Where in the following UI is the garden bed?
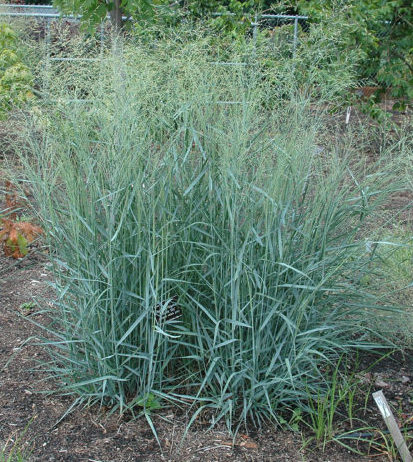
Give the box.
[1,252,412,461]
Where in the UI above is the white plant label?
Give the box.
[345,106,352,124]
[374,394,391,418]
[372,390,413,462]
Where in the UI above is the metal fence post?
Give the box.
[44,17,51,94]
[100,22,105,58]
[252,13,258,60]
[293,17,298,58]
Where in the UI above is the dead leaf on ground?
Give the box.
[218,438,258,450]
[0,219,43,259]
[239,440,258,449]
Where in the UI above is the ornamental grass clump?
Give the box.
[18,35,399,432]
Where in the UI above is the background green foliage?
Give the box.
[53,0,167,29]
[0,23,33,118]
[144,0,413,103]
[49,0,412,103]
[185,0,412,103]
[296,0,413,104]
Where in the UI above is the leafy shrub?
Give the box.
[166,0,413,106]
[0,23,33,118]
[296,0,413,105]
[18,35,401,432]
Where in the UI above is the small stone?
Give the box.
[401,376,410,384]
[375,379,390,388]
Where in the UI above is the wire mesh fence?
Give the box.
[0,4,308,103]
[0,4,308,59]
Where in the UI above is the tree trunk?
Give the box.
[110,0,123,31]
